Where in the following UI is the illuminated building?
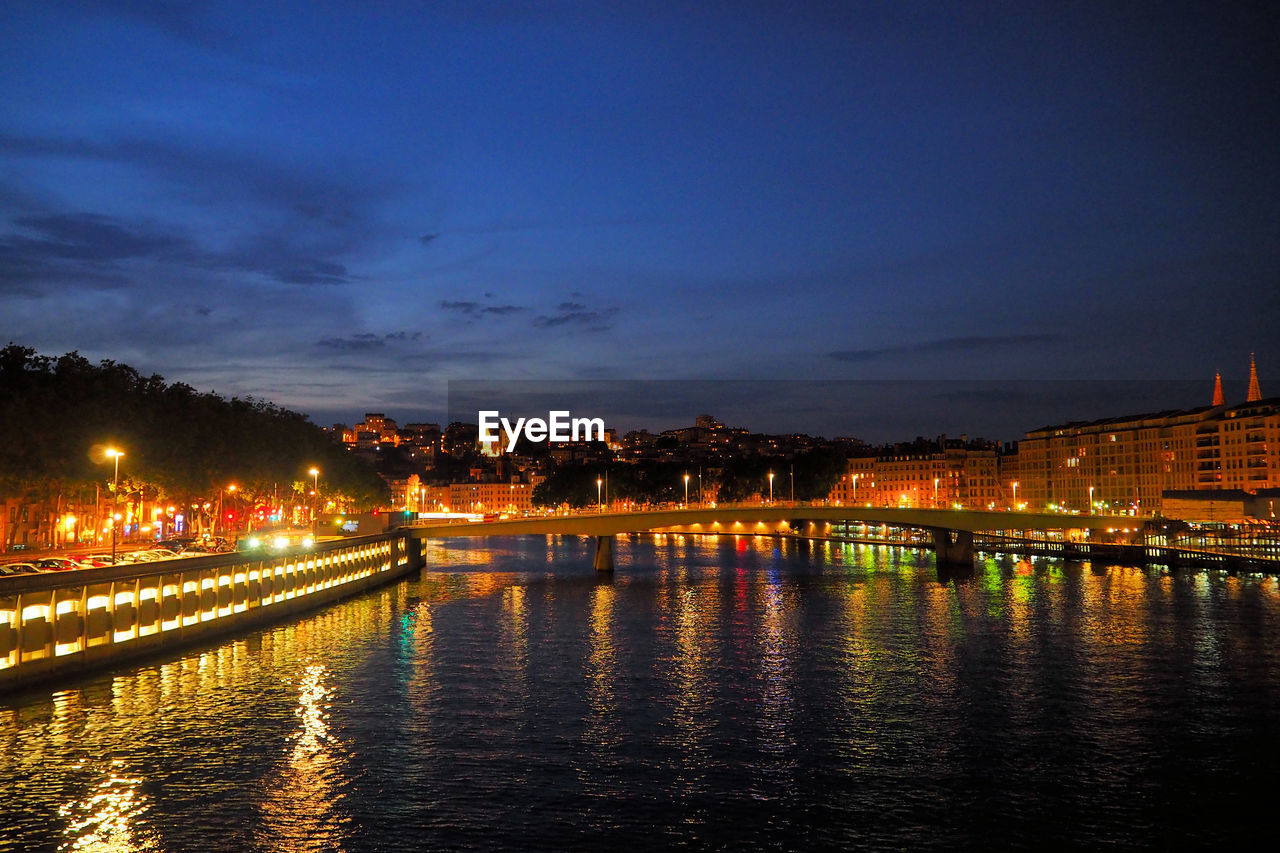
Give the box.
[1017,361,1278,515]
[343,413,403,448]
[448,482,534,514]
[833,436,1002,509]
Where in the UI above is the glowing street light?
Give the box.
[1011,481,1019,510]
[934,477,939,508]
[104,448,123,564]
[309,467,320,523]
[1089,485,1095,513]
[768,471,774,503]
[219,484,237,536]
[597,477,603,508]
[684,473,690,506]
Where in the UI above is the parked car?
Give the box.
[73,554,118,567]
[34,558,79,571]
[0,563,41,576]
[176,543,215,554]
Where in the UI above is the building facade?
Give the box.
[1015,362,1278,516]
[830,437,1004,509]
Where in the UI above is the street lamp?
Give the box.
[1011,481,1019,511]
[597,477,603,509]
[309,467,320,523]
[219,484,237,536]
[105,448,123,564]
[934,477,939,508]
[684,473,690,506]
[768,471,774,503]
[1089,485,1095,513]
[789,465,794,503]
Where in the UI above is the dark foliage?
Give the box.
[0,345,387,515]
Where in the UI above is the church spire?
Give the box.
[1247,353,1262,402]
[1211,371,1225,406]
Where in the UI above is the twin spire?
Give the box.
[1214,354,1263,405]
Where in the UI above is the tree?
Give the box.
[0,344,389,530]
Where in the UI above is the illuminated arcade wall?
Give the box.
[0,533,420,692]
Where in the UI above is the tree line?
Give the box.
[531,447,847,508]
[0,345,387,544]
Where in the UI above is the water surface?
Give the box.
[2,534,1277,850]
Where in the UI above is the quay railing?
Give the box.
[0,531,421,693]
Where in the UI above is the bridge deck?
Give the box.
[404,506,1138,539]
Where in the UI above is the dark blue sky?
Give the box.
[2,1,1277,439]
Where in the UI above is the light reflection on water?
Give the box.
[1,535,1278,851]
[57,758,156,853]
[257,662,347,852]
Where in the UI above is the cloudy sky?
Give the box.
[2,1,1276,440]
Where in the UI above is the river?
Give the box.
[2,534,1278,850]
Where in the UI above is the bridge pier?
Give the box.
[593,535,615,572]
[405,534,424,570]
[932,528,974,569]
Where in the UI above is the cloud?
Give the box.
[0,208,359,288]
[317,334,386,351]
[0,212,184,294]
[533,307,619,331]
[0,133,400,287]
[829,334,1059,362]
[6,213,185,261]
[316,331,423,351]
[438,300,526,316]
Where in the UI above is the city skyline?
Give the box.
[2,2,1277,431]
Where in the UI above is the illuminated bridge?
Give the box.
[405,506,1139,571]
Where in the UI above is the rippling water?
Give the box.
[3,535,1279,851]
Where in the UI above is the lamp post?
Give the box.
[1011,481,1018,511]
[768,471,774,503]
[684,473,690,506]
[934,477,939,508]
[106,448,123,564]
[309,467,320,524]
[597,477,603,509]
[789,465,794,503]
[219,484,237,536]
[1089,485,1094,514]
